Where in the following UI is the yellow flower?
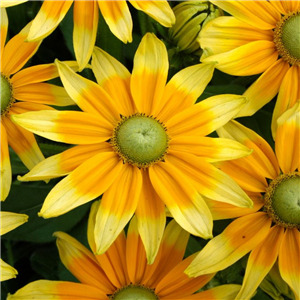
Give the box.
[186,102,300,300]
[12,33,252,263]
[26,0,175,71]
[0,211,28,281]
[0,8,75,201]
[7,205,242,300]
[199,0,300,137]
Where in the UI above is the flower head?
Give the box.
[7,204,242,300]
[13,33,252,264]
[199,0,300,137]
[26,0,175,71]
[0,211,28,281]
[0,8,75,200]
[186,102,300,300]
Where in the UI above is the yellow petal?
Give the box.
[129,0,175,27]
[0,211,28,235]
[73,1,98,71]
[27,1,73,41]
[94,164,142,255]
[0,123,11,201]
[0,8,8,59]
[11,110,113,145]
[98,0,132,43]
[269,0,300,15]
[0,1,28,8]
[278,228,300,300]
[1,259,17,282]
[131,33,168,116]
[157,63,215,122]
[202,40,278,76]
[135,169,166,264]
[92,46,135,116]
[39,152,123,218]
[185,212,272,277]
[209,0,280,30]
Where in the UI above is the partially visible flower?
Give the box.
[26,0,175,71]
[0,8,75,201]
[0,211,28,281]
[169,1,223,55]
[186,102,300,300]
[7,203,242,300]
[198,0,300,137]
[12,33,253,264]
[0,0,28,8]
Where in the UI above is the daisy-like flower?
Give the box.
[1,211,28,281]
[186,102,300,300]
[25,0,175,71]
[199,0,300,137]
[12,33,253,263]
[7,202,242,300]
[0,8,75,201]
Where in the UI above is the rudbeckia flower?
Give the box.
[0,8,75,201]
[1,211,28,281]
[199,0,300,137]
[7,204,242,300]
[26,0,175,71]
[186,102,300,300]
[12,33,253,263]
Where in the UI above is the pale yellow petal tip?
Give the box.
[52,231,64,238]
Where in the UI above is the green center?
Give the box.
[265,172,300,228]
[281,14,300,60]
[112,285,158,300]
[113,114,169,168]
[1,75,13,115]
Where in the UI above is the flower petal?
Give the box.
[1,22,41,75]
[0,1,28,8]
[7,280,107,300]
[269,0,300,15]
[156,63,215,122]
[56,60,120,123]
[185,212,272,277]
[275,102,300,173]
[0,211,28,235]
[166,151,253,208]
[98,0,132,43]
[39,152,123,218]
[202,41,278,76]
[278,228,300,300]
[11,110,113,145]
[236,225,284,300]
[209,0,280,30]
[54,231,114,294]
[27,1,73,41]
[131,33,168,116]
[92,46,135,116]
[135,169,166,265]
[94,164,142,255]
[167,94,247,137]
[129,0,175,27]
[0,123,11,201]
[0,259,17,281]
[73,1,98,71]
[199,16,273,56]
[236,59,289,117]
[272,65,300,138]
[170,136,251,162]
[0,8,8,59]
[149,162,213,239]
[19,143,111,182]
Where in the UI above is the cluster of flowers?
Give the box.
[1,1,299,300]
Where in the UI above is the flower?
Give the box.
[0,8,75,201]
[198,0,300,137]
[7,203,242,300]
[12,33,252,263]
[26,0,175,71]
[1,211,28,281]
[185,102,300,300]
